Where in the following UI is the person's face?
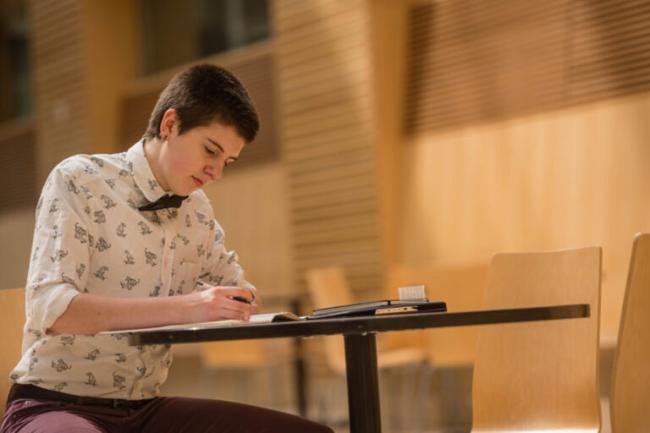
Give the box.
[155,109,245,195]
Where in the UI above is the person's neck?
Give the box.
[143,137,170,192]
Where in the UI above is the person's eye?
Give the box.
[204,146,216,156]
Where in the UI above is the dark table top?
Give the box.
[127,304,590,346]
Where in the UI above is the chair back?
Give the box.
[0,288,25,415]
[305,267,352,373]
[471,247,601,433]
[610,233,650,433]
[305,266,354,309]
[386,262,487,366]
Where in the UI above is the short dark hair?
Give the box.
[144,63,259,143]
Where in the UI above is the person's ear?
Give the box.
[159,109,178,140]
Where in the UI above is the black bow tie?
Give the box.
[138,194,188,211]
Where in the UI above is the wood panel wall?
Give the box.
[83,0,138,155]
[0,1,131,289]
[0,119,36,211]
[273,0,383,293]
[25,0,139,187]
[407,0,650,133]
[0,208,34,289]
[399,92,650,340]
[29,0,89,183]
[399,0,650,341]
[205,163,294,297]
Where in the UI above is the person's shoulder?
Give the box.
[52,152,126,186]
[50,154,91,184]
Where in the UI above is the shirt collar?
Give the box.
[125,139,168,204]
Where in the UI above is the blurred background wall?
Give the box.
[1,0,650,429]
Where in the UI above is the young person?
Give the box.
[1,64,333,433]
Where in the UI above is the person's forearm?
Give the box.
[48,293,196,335]
[48,285,255,335]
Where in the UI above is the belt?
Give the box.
[7,384,154,410]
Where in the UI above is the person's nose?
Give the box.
[204,159,224,181]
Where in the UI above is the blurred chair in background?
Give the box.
[610,233,650,433]
[472,247,602,433]
[305,266,430,432]
[386,262,488,365]
[198,338,295,410]
[386,262,488,430]
[0,288,25,417]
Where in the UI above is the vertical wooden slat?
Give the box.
[274,0,382,294]
[407,0,650,134]
[29,0,89,183]
[0,120,37,211]
[568,0,650,104]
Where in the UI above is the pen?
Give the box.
[197,281,252,304]
[232,295,252,304]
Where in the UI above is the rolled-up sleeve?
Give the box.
[26,164,93,334]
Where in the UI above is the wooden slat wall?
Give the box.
[120,45,278,167]
[402,0,650,339]
[0,120,36,211]
[206,164,294,297]
[29,0,89,182]
[273,0,382,293]
[0,208,34,288]
[400,92,650,341]
[407,0,650,133]
[569,0,650,102]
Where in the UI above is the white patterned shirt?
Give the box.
[10,141,254,399]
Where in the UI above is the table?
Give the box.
[127,304,589,433]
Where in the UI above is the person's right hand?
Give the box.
[184,285,254,322]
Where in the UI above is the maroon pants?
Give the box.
[0,397,333,433]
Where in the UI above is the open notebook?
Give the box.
[98,312,302,335]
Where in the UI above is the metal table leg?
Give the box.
[344,333,381,433]
[293,336,307,416]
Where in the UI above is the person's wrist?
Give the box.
[169,292,204,324]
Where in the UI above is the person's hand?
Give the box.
[249,290,261,314]
[185,286,255,322]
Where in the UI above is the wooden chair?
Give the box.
[305,266,430,372]
[471,247,602,433]
[610,233,650,433]
[196,339,295,409]
[305,266,430,429]
[386,262,488,366]
[386,262,488,431]
[0,288,25,417]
